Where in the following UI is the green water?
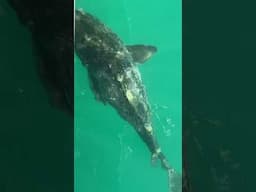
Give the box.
[75,0,181,192]
[0,2,73,191]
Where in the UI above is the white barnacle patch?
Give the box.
[125,69,132,78]
[77,8,84,13]
[145,123,153,133]
[117,74,123,82]
[109,97,116,101]
[115,50,125,58]
[84,34,91,41]
[126,90,134,102]
[156,148,162,154]
[133,67,142,81]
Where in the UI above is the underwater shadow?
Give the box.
[0,1,73,191]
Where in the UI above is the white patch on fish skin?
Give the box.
[125,69,132,78]
[152,153,158,160]
[130,66,142,81]
[126,90,134,102]
[84,34,92,41]
[115,50,125,58]
[145,123,153,133]
[77,8,84,14]
[109,97,116,101]
[117,74,123,82]
[156,148,161,154]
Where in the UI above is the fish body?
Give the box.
[75,9,170,168]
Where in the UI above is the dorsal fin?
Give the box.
[126,45,157,64]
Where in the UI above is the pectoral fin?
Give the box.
[126,45,157,64]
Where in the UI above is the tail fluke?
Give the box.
[168,168,182,192]
[152,151,182,192]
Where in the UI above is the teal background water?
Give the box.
[75,0,181,192]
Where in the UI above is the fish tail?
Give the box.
[156,152,182,192]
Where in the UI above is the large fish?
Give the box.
[75,9,180,191]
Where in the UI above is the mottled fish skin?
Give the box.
[75,9,170,169]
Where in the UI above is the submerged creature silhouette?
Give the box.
[75,9,181,191]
